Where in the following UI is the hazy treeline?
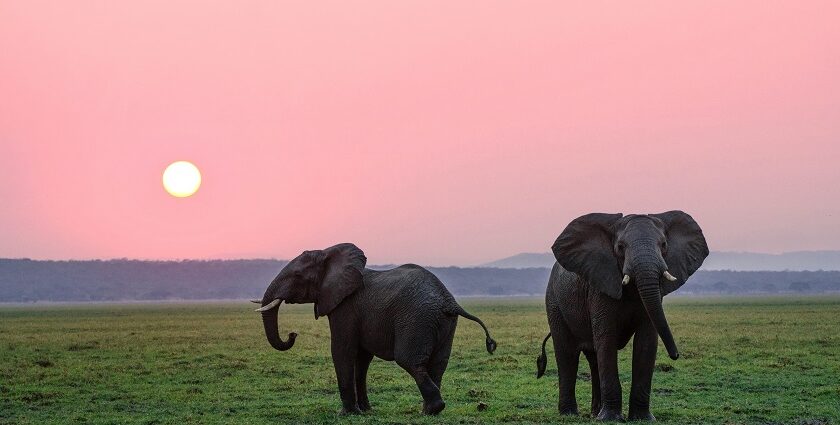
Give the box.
[686,270,840,294]
[1,259,839,302]
[0,259,286,302]
[482,251,840,271]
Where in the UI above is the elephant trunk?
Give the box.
[260,300,297,351]
[259,275,296,351]
[635,266,679,360]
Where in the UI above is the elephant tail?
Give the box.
[536,333,551,378]
[453,307,497,354]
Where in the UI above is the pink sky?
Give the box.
[1,1,839,265]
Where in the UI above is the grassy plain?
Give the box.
[1,297,838,424]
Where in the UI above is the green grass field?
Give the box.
[1,297,838,424]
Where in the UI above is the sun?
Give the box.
[162,161,202,198]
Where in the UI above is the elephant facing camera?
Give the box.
[537,211,708,421]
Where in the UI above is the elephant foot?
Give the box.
[558,399,579,415]
[559,406,579,416]
[358,400,372,412]
[422,399,446,415]
[628,410,656,421]
[596,407,625,422]
[589,400,601,418]
[338,406,362,416]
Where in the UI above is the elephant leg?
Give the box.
[584,350,601,417]
[428,319,456,389]
[594,335,623,421]
[399,363,444,415]
[355,350,374,412]
[550,318,580,415]
[628,322,658,421]
[396,333,444,415]
[331,341,360,415]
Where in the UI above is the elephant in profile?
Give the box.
[536,211,708,421]
[254,243,497,415]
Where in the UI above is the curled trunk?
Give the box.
[261,301,297,351]
[636,272,679,360]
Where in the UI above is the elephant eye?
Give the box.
[616,242,626,253]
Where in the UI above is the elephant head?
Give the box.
[255,243,367,351]
[551,211,708,360]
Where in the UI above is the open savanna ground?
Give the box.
[1,297,838,424]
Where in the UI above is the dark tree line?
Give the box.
[1,259,839,302]
[0,259,286,302]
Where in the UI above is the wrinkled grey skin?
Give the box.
[536,211,708,421]
[257,243,496,416]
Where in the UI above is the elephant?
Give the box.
[535,211,708,421]
[253,243,497,415]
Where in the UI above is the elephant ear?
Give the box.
[315,243,367,317]
[552,213,624,299]
[652,211,709,296]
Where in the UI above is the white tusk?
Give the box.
[622,274,631,285]
[663,271,678,282]
[255,299,281,312]
[249,299,261,304]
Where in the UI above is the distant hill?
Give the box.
[702,251,840,271]
[480,253,556,269]
[481,251,840,271]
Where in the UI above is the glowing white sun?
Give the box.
[162,161,202,198]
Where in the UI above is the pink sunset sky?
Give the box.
[1,1,838,266]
